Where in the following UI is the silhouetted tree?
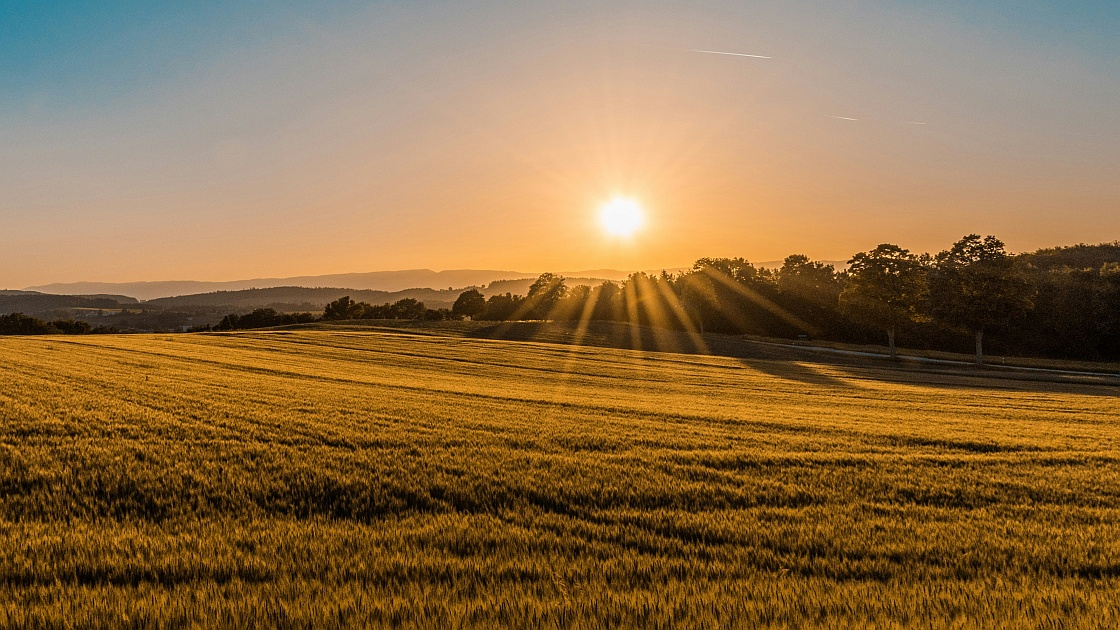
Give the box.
[676,270,714,334]
[323,296,364,321]
[555,284,591,321]
[0,313,56,335]
[590,281,623,322]
[680,258,808,336]
[777,255,842,308]
[525,273,568,319]
[424,307,454,321]
[839,244,927,359]
[214,308,317,330]
[1098,263,1120,357]
[389,298,427,320]
[452,289,486,320]
[930,235,1033,364]
[682,258,762,333]
[50,319,92,334]
[481,293,523,321]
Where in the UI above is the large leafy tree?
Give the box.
[388,298,427,320]
[777,254,842,308]
[839,244,927,359]
[322,296,364,321]
[684,258,759,333]
[482,293,524,321]
[590,281,622,322]
[452,289,486,320]
[1098,263,1120,357]
[930,235,1033,365]
[692,257,759,283]
[525,273,568,320]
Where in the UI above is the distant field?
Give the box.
[1,327,1119,628]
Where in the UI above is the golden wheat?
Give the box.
[0,328,1117,628]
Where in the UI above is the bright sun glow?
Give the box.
[599,198,645,238]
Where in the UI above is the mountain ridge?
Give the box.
[22,261,838,301]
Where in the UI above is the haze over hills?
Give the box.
[0,291,139,317]
[21,261,834,301]
[24,270,546,301]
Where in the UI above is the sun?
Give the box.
[599,197,645,238]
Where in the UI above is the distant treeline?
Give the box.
[208,297,455,332]
[0,313,118,336]
[440,237,1118,364]
[205,236,1120,363]
[9,236,1119,363]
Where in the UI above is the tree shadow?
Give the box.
[740,359,854,389]
[463,320,1119,397]
[830,362,1120,398]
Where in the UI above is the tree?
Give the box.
[555,284,591,322]
[388,298,427,320]
[323,296,364,321]
[0,313,57,335]
[481,293,523,321]
[525,273,568,320]
[452,289,486,320]
[48,319,92,334]
[683,258,760,334]
[777,254,842,308]
[930,235,1033,365]
[839,244,927,359]
[213,308,317,330]
[590,282,622,322]
[1098,263,1120,358]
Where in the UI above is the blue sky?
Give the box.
[3,1,1114,98]
[0,2,359,107]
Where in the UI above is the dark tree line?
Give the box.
[212,309,318,331]
[210,297,455,331]
[451,236,1120,363]
[8,236,1116,362]
[0,313,116,336]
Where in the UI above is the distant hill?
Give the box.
[147,286,457,312]
[144,276,619,313]
[0,292,139,316]
[24,269,634,301]
[21,260,848,302]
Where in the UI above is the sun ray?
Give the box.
[650,275,710,355]
[698,267,820,336]
[622,276,645,354]
[552,284,605,382]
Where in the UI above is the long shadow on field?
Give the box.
[742,359,853,389]
[467,321,711,356]
[462,321,1120,396]
[294,320,1117,396]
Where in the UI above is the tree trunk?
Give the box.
[887,327,897,360]
[974,329,984,365]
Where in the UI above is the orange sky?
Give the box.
[2,1,1118,287]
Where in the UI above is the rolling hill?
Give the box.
[22,269,633,301]
[1,326,1117,626]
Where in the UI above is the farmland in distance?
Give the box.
[1,326,1119,628]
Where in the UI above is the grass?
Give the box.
[748,334,1120,374]
[1,326,1119,627]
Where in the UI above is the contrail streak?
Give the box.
[690,49,772,59]
[831,116,859,121]
[906,121,928,125]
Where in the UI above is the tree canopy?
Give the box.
[930,235,1034,364]
[839,244,927,358]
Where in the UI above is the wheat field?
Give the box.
[1,328,1118,628]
